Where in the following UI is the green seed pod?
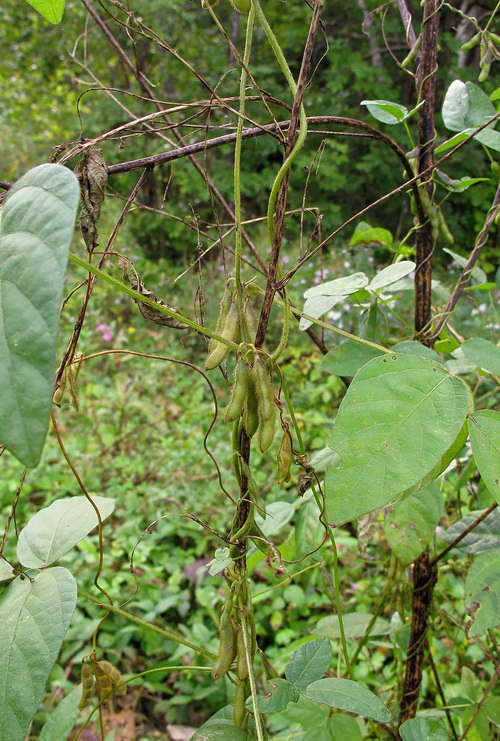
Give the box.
[401,34,421,68]
[212,615,237,680]
[78,662,95,710]
[277,429,293,483]
[230,0,252,13]
[487,32,500,45]
[460,32,480,52]
[253,357,275,423]
[243,376,259,437]
[437,208,454,244]
[205,300,239,370]
[236,629,249,681]
[259,414,276,453]
[208,284,233,354]
[233,680,248,728]
[225,358,250,423]
[242,298,258,343]
[491,161,500,180]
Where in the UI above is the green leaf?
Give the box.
[0,164,79,467]
[17,495,116,568]
[207,547,232,576]
[0,567,77,741]
[190,725,248,740]
[440,509,500,554]
[304,273,368,299]
[350,225,394,249]
[384,484,443,565]
[23,0,65,23]
[442,80,497,132]
[312,613,391,640]
[327,715,363,740]
[256,501,295,537]
[325,355,472,524]
[399,717,448,741]
[462,339,500,375]
[361,99,408,125]
[465,553,500,636]
[321,341,383,377]
[294,499,323,561]
[460,666,483,703]
[38,685,81,741]
[285,638,332,690]
[303,678,392,723]
[0,560,14,583]
[439,176,490,192]
[391,341,441,362]
[469,411,500,504]
[435,130,475,154]
[368,261,415,291]
[300,295,345,331]
[246,678,299,713]
[484,696,500,726]
[443,248,487,284]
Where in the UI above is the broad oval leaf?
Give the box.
[312,613,391,640]
[285,637,332,690]
[465,552,500,637]
[325,355,472,524]
[0,559,14,583]
[321,341,383,377]
[17,495,115,568]
[384,484,444,565]
[0,164,79,467]
[38,685,81,741]
[390,341,441,362]
[442,80,496,132]
[462,339,500,375]
[304,272,368,299]
[246,678,299,713]
[361,99,408,125]
[368,261,415,292]
[469,410,500,504]
[256,501,295,537]
[24,0,65,24]
[0,567,77,741]
[399,717,448,741]
[190,724,248,740]
[303,678,392,723]
[440,508,500,554]
[443,248,487,285]
[300,295,345,331]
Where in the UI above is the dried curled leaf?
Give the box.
[74,146,107,251]
[53,352,84,410]
[118,255,188,329]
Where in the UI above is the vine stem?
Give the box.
[234,8,256,298]
[241,610,265,741]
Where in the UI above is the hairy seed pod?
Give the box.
[225,358,250,423]
[78,662,95,710]
[233,680,248,728]
[208,284,233,354]
[253,357,275,422]
[212,615,237,680]
[277,429,293,483]
[259,415,276,453]
[243,376,259,437]
[242,298,258,343]
[205,300,239,370]
[94,660,126,697]
[230,0,252,13]
[236,629,250,681]
[401,34,421,68]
